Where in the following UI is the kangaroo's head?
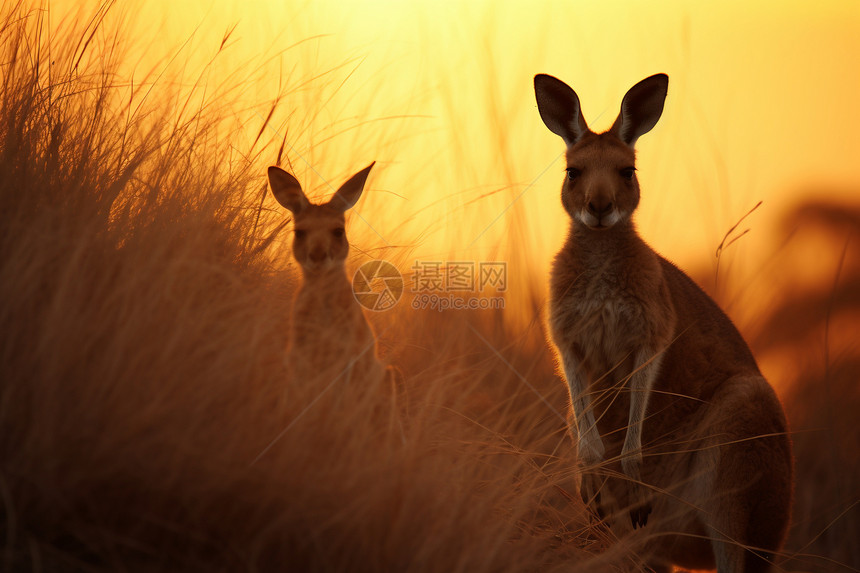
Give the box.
[268,163,374,274]
[534,74,668,231]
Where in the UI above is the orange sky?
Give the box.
[51,0,860,330]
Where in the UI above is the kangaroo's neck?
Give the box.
[295,266,356,311]
[299,265,351,286]
[566,219,649,265]
[289,263,380,376]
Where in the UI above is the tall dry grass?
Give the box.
[0,4,599,571]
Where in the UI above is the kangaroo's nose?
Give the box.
[309,249,327,263]
[587,200,613,218]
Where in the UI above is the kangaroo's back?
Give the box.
[656,257,760,393]
[534,73,792,573]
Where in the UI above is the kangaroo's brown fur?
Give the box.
[534,74,792,572]
[268,164,384,385]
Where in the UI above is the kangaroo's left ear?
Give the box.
[328,162,375,212]
[609,74,668,148]
[268,166,309,215]
[534,74,591,147]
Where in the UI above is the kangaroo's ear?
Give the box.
[268,166,309,215]
[534,74,590,147]
[329,162,374,212]
[610,74,668,148]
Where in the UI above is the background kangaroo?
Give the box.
[534,74,793,572]
[268,163,385,385]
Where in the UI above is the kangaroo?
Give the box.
[268,163,385,386]
[534,74,792,572]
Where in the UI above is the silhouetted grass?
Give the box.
[0,4,597,571]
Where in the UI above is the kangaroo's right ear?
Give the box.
[534,74,590,147]
[609,74,668,148]
[328,162,374,213]
[268,166,310,215]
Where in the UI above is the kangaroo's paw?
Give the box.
[579,471,608,521]
[627,480,652,529]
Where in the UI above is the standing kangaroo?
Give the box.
[534,74,792,572]
[268,163,385,385]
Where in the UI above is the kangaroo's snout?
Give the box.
[308,248,327,264]
[587,198,613,218]
[569,166,631,230]
[582,188,619,228]
[580,201,620,229]
[295,230,344,273]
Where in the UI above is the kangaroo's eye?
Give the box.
[331,228,345,239]
[620,167,636,180]
[566,168,582,181]
[294,229,307,240]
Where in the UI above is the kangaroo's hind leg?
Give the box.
[694,375,792,573]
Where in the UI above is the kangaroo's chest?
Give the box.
[290,288,377,375]
[551,265,656,378]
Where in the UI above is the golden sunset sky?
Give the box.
[51,0,860,332]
